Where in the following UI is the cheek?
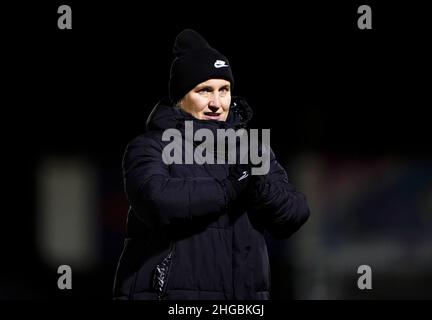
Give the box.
[185,96,205,113]
[193,98,208,113]
[222,97,231,111]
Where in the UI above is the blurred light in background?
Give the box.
[290,154,432,299]
[36,156,100,272]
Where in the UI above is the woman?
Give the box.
[113,29,310,300]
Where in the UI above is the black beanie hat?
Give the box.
[169,29,234,103]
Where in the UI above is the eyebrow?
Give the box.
[196,84,231,91]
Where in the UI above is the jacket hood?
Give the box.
[145,96,253,133]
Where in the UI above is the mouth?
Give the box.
[203,112,221,120]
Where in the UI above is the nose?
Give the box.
[208,105,219,112]
[208,93,221,110]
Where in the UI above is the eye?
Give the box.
[198,87,211,94]
[219,86,230,96]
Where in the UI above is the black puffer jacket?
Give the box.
[113,97,310,300]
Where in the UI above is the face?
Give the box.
[179,79,231,121]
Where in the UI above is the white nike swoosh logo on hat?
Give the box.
[214,60,229,68]
[238,171,249,181]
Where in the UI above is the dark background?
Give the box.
[1,0,431,300]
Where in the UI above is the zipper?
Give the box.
[153,241,176,300]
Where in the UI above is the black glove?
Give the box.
[223,162,252,203]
